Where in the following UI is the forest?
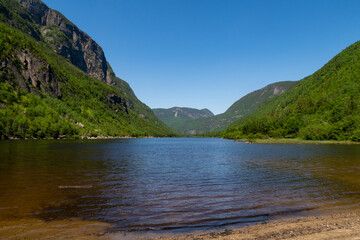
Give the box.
[223,40,360,142]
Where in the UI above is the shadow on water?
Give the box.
[1,138,360,233]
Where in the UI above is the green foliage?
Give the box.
[153,82,295,135]
[193,130,224,138]
[0,83,78,139]
[41,25,70,44]
[0,0,41,40]
[0,20,176,139]
[152,107,214,134]
[224,41,360,142]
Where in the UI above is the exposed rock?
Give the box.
[75,122,84,128]
[188,130,196,135]
[0,50,61,98]
[273,86,286,95]
[17,0,111,84]
[106,94,129,114]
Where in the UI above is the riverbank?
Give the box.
[1,135,154,141]
[112,208,360,240]
[0,218,111,240]
[239,138,360,145]
[2,208,360,239]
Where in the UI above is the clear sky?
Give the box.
[42,0,360,114]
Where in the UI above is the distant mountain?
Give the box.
[0,0,176,139]
[155,81,295,135]
[224,40,360,141]
[153,107,213,134]
[201,81,296,132]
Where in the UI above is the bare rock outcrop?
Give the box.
[107,94,129,114]
[0,50,61,98]
[17,0,111,84]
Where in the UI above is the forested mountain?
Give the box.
[154,81,294,135]
[224,41,360,141]
[0,0,176,139]
[152,107,213,134]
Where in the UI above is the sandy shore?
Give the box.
[2,209,360,239]
[241,138,360,145]
[111,209,360,240]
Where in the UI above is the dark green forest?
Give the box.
[224,41,360,142]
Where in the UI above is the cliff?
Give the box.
[17,0,111,83]
[0,0,176,139]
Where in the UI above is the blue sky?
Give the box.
[42,0,360,114]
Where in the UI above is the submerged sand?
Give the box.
[110,209,360,240]
[0,219,110,240]
[2,209,360,239]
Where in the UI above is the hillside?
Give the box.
[154,81,295,135]
[224,41,360,141]
[200,81,296,133]
[152,107,213,134]
[0,0,176,139]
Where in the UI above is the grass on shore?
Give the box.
[237,138,360,145]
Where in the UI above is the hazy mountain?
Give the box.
[153,107,213,134]
[154,81,295,135]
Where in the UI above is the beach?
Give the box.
[111,208,360,240]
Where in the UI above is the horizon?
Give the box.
[42,0,360,114]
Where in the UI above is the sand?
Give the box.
[110,209,360,240]
[0,218,110,240]
[3,209,360,239]
[156,210,360,240]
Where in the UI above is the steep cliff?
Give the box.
[0,0,175,139]
[17,0,112,84]
[1,50,61,98]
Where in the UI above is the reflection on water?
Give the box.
[1,138,360,232]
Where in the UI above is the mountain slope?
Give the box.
[153,107,213,134]
[199,81,296,132]
[155,81,295,135]
[0,0,176,139]
[224,41,360,141]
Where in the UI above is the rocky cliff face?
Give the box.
[0,0,176,139]
[0,50,61,98]
[17,0,111,83]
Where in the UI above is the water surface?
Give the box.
[1,138,360,233]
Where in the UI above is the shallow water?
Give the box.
[1,138,360,233]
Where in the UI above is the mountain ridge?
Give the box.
[224,40,360,141]
[0,0,176,139]
[153,107,214,134]
[153,81,295,135]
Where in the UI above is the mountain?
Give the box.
[196,81,296,133]
[152,107,214,134]
[154,81,295,135]
[224,41,360,141]
[0,0,176,139]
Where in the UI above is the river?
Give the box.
[1,138,360,235]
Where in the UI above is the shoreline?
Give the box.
[3,136,360,145]
[109,208,360,240]
[0,135,157,141]
[234,138,360,145]
[3,208,360,240]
